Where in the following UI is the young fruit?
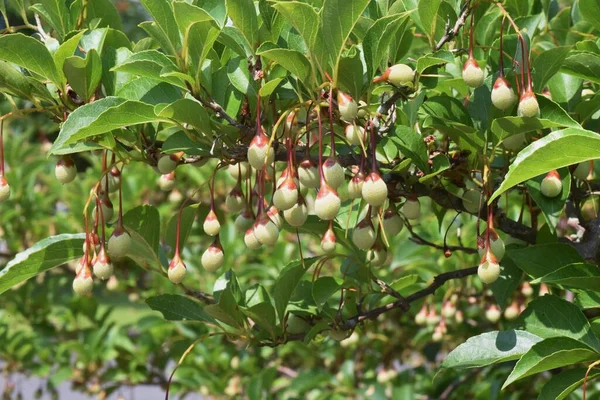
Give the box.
[286,313,310,335]
[203,209,221,236]
[504,301,520,320]
[104,167,121,193]
[352,219,376,250]
[442,302,456,319]
[502,133,525,151]
[374,64,414,87]
[0,176,9,203]
[462,58,484,88]
[574,161,595,181]
[401,197,420,220]
[157,152,182,174]
[414,305,427,325]
[201,239,224,272]
[322,157,344,189]
[367,243,387,267]
[432,325,444,342]
[521,282,533,297]
[314,184,341,220]
[73,267,94,296]
[158,172,176,191]
[107,227,132,260]
[55,156,77,184]
[455,310,464,324]
[92,249,113,280]
[247,129,274,170]
[273,177,299,211]
[462,189,482,214]
[267,205,284,229]
[491,77,516,110]
[94,194,114,224]
[517,91,540,118]
[347,172,365,200]
[337,91,358,122]
[540,170,562,198]
[478,229,506,262]
[362,172,388,207]
[328,328,350,341]
[284,198,308,227]
[426,308,440,326]
[382,209,404,237]
[228,162,249,180]
[226,186,245,213]
[321,226,337,253]
[478,250,501,284]
[485,304,501,323]
[168,256,187,284]
[344,124,366,146]
[244,227,262,249]
[235,209,255,232]
[253,213,279,246]
[298,159,319,188]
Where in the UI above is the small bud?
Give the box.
[321,227,337,253]
[401,197,420,220]
[253,213,279,246]
[283,197,308,227]
[168,256,187,284]
[73,266,94,296]
[344,124,366,146]
[157,152,183,174]
[352,219,376,250]
[203,209,221,236]
[107,227,132,260]
[347,172,365,200]
[382,209,404,237]
[247,129,274,170]
[244,227,262,249]
[374,64,414,87]
[521,282,534,297]
[92,249,113,280]
[502,133,525,151]
[273,177,299,211]
[337,91,358,122]
[235,209,255,232]
[226,186,245,212]
[462,189,482,214]
[485,304,501,323]
[298,159,319,188]
[504,301,520,320]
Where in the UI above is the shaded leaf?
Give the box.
[146,294,217,324]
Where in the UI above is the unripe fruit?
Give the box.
[73,269,94,296]
[517,91,540,118]
[486,305,501,323]
[347,173,364,200]
[328,328,350,341]
[247,130,274,170]
[442,302,456,319]
[478,229,505,262]
[503,133,525,151]
[168,257,186,284]
[201,240,224,272]
[235,209,255,232]
[521,282,533,297]
[92,250,113,280]
[337,91,358,122]
[540,170,562,198]
[344,124,366,146]
[305,190,316,215]
[106,275,119,291]
[462,189,482,214]
[376,64,414,87]
[352,219,376,250]
[267,205,284,229]
[253,214,279,246]
[432,327,444,342]
[539,283,550,296]
[203,209,221,236]
[402,197,420,220]
[104,167,121,193]
[107,228,132,259]
[157,152,182,174]
[362,172,388,206]
[94,195,114,224]
[284,198,308,227]
[357,100,368,118]
[55,156,77,184]
[286,313,310,335]
[426,309,440,326]
[491,77,516,110]
[382,209,403,237]
[415,306,427,325]
[228,162,249,180]
[322,157,344,189]
[226,186,245,213]
[367,245,387,267]
[478,251,501,284]
[0,176,10,203]
[504,302,520,320]
[462,58,484,88]
[574,161,595,181]
[315,185,341,220]
[298,159,319,188]
[158,172,176,191]
[244,227,262,249]
[321,227,336,253]
[455,310,464,324]
[273,177,299,211]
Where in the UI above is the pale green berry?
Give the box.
[253,214,279,246]
[361,172,387,206]
[203,210,221,236]
[247,132,274,170]
[402,198,420,220]
[344,124,366,146]
[298,159,319,188]
[73,272,94,296]
[352,220,376,250]
[158,172,176,191]
[244,228,262,249]
[202,242,224,272]
[322,158,344,189]
[314,186,341,220]
[478,252,501,284]
[462,58,484,88]
[502,133,525,151]
[486,305,501,323]
[517,92,540,118]
[168,258,187,284]
[273,178,299,211]
[321,227,336,253]
[337,91,358,122]
[386,64,414,86]
[55,157,77,184]
[462,189,481,214]
[540,170,562,198]
[107,229,132,260]
[491,77,516,110]
[157,155,178,174]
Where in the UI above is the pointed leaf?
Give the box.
[533,46,571,89]
[146,294,217,324]
[63,49,103,102]
[273,258,319,324]
[139,0,181,56]
[226,0,258,51]
[257,42,311,81]
[561,51,600,84]
[538,367,600,400]
[532,263,600,291]
[111,50,186,88]
[0,33,61,84]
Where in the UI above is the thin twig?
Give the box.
[435,1,472,51]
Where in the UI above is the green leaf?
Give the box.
[417,0,441,41]
[30,0,71,40]
[63,49,103,102]
[525,167,570,232]
[139,0,181,56]
[491,95,580,146]
[390,126,429,173]
[575,291,600,310]
[272,1,319,48]
[53,30,86,84]
[117,77,181,105]
[532,263,600,291]
[186,21,221,82]
[257,42,311,82]
[561,51,600,84]
[489,128,600,203]
[80,0,122,29]
[491,257,522,309]
[50,97,161,153]
[506,243,583,278]
[146,294,217,324]
[580,0,600,32]
[226,0,258,51]
[416,50,454,74]
[111,50,186,88]
[0,33,61,85]
[538,368,600,400]
[122,205,160,252]
[258,78,283,98]
[205,286,245,328]
[125,229,162,272]
[241,302,277,339]
[0,61,53,102]
[155,98,211,135]
[273,258,318,324]
[442,330,542,369]
[0,234,84,295]
[513,295,600,351]
[312,276,343,309]
[503,337,598,388]
[165,205,197,252]
[322,0,370,82]
[337,48,364,100]
[172,0,216,33]
[533,46,571,89]
[362,12,410,78]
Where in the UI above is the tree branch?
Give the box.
[434,1,472,51]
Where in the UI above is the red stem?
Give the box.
[369,120,377,173]
[468,10,475,58]
[117,166,124,227]
[0,120,4,176]
[498,17,505,78]
[317,108,324,182]
[328,88,336,155]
